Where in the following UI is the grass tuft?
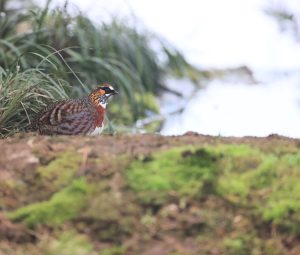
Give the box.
[0,66,69,136]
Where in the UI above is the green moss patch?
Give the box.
[40,231,96,255]
[82,181,141,241]
[260,153,300,229]
[37,151,82,192]
[217,147,300,232]
[127,144,300,233]
[7,178,90,227]
[100,246,127,255]
[126,147,219,204]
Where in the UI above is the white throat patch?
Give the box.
[99,101,107,109]
[98,94,108,109]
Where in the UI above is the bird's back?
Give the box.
[31,98,100,135]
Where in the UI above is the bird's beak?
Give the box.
[112,90,118,95]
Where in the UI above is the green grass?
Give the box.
[0,67,69,136]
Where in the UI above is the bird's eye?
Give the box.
[102,87,114,93]
[99,85,115,95]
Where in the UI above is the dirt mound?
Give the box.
[0,133,300,255]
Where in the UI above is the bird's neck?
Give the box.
[93,103,106,128]
[88,94,108,108]
[88,96,106,128]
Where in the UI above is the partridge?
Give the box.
[30,83,117,135]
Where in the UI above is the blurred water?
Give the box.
[161,74,300,137]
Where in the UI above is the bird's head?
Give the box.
[89,83,118,108]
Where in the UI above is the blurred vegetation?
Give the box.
[0,0,198,136]
[264,1,300,41]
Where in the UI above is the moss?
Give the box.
[127,144,300,234]
[126,144,269,205]
[83,181,140,241]
[0,178,20,209]
[215,146,300,232]
[7,178,90,227]
[41,231,96,255]
[217,153,276,204]
[37,150,82,191]
[99,246,127,255]
[126,147,219,204]
[223,237,247,255]
[167,253,194,255]
[260,152,300,230]
[4,140,300,252]
[215,145,269,201]
[222,234,286,255]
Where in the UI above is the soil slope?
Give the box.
[0,133,300,255]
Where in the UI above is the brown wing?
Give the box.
[34,99,95,135]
